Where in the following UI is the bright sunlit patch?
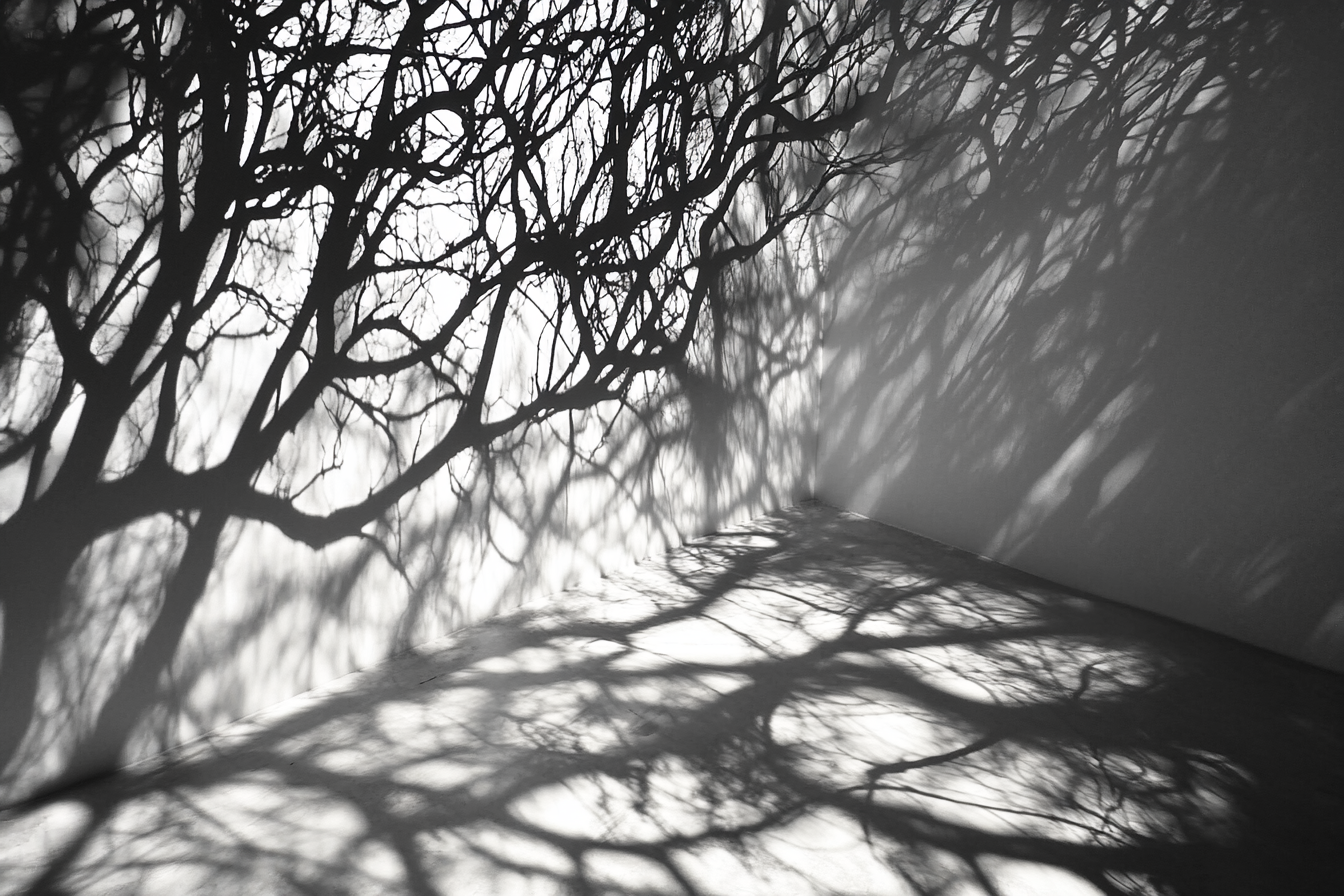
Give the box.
[1095,438,1157,512]
[980,858,1108,896]
[986,382,1150,558]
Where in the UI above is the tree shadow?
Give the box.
[817,0,1344,667]
[3,504,1341,896]
[0,160,823,807]
[2,0,844,807]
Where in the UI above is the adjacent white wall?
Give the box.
[817,12,1344,672]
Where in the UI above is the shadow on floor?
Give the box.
[2,503,1342,896]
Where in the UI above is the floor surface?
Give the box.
[2,503,1342,896]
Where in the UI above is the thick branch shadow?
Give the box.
[3,505,1341,896]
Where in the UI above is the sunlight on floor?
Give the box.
[2,505,1341,896]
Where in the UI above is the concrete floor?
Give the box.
[2,503,1342,896]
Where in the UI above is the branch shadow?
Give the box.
[4,504,1341,896]
[3,0,831,808]
[817,0,1344,666]
[0,169,822,808]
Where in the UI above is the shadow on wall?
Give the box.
[0,223,820,810]
[818,0,1344,669]
[3,505,1342,896]
[1,0,853,809]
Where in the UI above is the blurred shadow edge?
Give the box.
[816,0,1344,673]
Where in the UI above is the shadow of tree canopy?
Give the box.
[0,208,824,810]
[816,0,1344,665]
[2,504,1341,896]
[1,0,871,804]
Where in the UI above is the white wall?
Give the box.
[817,6,1344,672]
